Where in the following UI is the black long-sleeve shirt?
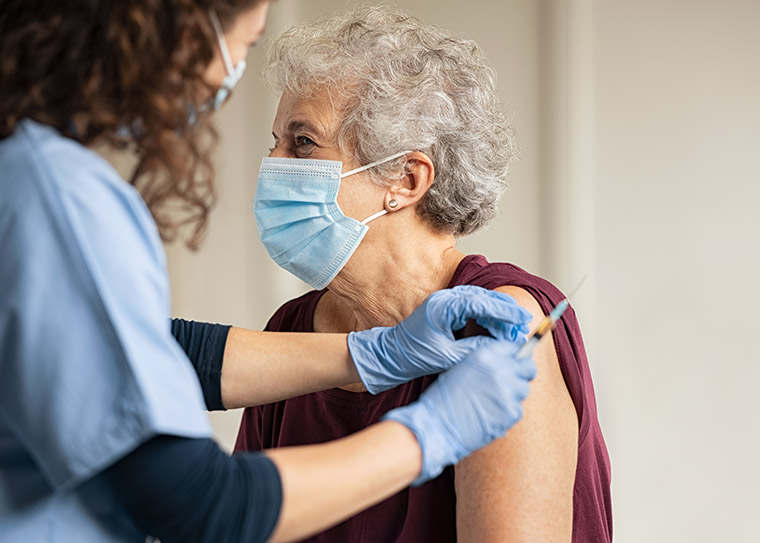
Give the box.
[105,436,282,543]
[171,318,231,411]
[102,319,282,542]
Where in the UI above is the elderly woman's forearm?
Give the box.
[221,328,360,408]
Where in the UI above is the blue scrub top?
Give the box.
[0,120,212,541]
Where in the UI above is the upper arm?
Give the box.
[454,286,579,543]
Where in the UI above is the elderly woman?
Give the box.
[236,6,611,543]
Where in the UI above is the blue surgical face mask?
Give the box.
[254,151,410,289]
[208,10,247,111]
[188,10,247,124]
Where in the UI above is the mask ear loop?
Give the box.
[209,10,235,76]
[340,150,412,178]
[346,150,414,226]
[360,209,388,226]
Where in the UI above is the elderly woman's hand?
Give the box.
[347,285,532,394]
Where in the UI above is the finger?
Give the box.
[513,357,538,380]
[445,288,533,330]
[504,402,524,426]
[478,342,536,380]
[455,334,500,349]
[474,317,529,341]
[512,378,532,401]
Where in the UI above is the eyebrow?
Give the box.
[290,120,323,135]
[272,120,326,141]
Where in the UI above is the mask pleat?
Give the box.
[253,154,399,289]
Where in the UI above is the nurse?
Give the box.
[0,2,536,542]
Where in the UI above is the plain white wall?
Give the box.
[164,0,760,540]
[592,1,760,541]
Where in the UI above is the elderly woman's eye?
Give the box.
[295,135,316,148]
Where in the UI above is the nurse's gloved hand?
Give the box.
[382,340,536,485]
[347,285,531,394]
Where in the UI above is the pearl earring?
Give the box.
[388,199,398,209]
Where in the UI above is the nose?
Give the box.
[268,145,293,159]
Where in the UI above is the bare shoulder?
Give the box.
[454,283,578,542]
[493,285,546,330]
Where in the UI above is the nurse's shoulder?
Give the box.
[0,118,165,267]
[3,120,107,192]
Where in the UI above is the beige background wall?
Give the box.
[165,1,760,541]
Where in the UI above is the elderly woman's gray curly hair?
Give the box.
[263,4,517,236]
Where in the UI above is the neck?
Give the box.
[325,225,464,331]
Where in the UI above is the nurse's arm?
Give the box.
[265,420,421,542]
[222,327,359,408]
[105,421,421,543]
[171,319,360,409]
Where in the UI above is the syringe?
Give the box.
[515,276,587,359]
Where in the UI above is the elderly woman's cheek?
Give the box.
[337,179,383,220]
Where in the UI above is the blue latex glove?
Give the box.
[347,285,532,394]
[383,340,537,485]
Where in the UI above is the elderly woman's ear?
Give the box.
[385,152,435,212]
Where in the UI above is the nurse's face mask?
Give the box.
[189,10,246,123]
[207,10,247,110]
[254,151,410,289]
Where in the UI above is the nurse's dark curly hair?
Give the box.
[0,0,264,249]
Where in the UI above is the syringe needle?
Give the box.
[565,275,588,303]
[514,275,587,359]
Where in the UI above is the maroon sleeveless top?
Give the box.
[236,255,612,542]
